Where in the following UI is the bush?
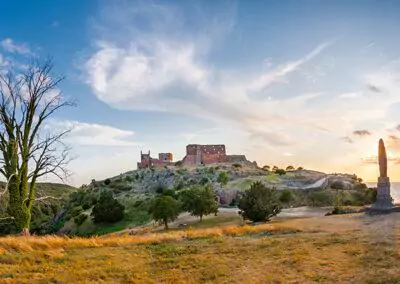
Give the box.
[232,163,242,169]
[238,181,281,222]
[331,181,345,189]
[104,179,111,185]
[279,190,294,204]
[308,190,333,206]
[274,169,286,176]
[74,213,87,226]
[91,191,125,224]
[125,175,134,182]
[217,172,229,186]
[82,202,91,210]
[70,206,83,218]
[200,176,209,185]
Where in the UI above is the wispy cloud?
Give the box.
[249,41,333,92]
[45,120,140,147]
[0,38,31,55]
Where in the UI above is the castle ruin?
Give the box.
[137,144,249,169]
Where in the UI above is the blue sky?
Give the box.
[1,0,400,184]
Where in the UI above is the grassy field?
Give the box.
[1,213,400,283]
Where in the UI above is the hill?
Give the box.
[0,182,77,235]
[56,163,372,236]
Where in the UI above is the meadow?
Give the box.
[1,213,400,283]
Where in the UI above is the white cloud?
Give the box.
[46,120,140,147]
[80,2,400,181]
[0,38,31,55]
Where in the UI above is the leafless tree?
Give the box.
[0,59,74,235]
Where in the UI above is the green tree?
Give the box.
[238,181,281,222]
[272,166,279,172]
[262,165,270,171]
[91,191,125,223]
[149,195,181,229]
[297,166,304,170]
[0,60,73,235]
[217,171,229,186]
[180,185,218,221]
[286,165,295,171]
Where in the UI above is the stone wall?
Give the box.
[226,155,248,163]
[159,153,173,162]
[183,144,227,165]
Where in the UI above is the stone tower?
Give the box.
[371,139,394,209]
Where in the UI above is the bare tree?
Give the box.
[0,59,74,235]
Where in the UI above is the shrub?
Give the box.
[200,176,209,185]
[70,206,83,218]
[279,190,294,204]
[238,181,281,222]
[232,163,242,169]
[125,175,134,182]
[74,213,87,226]
[274,169,286,176]
[331,181,345,189]
[91,191,125,224]
[104,179,111,185]
[217,172,229,186]
[82,202,91,210]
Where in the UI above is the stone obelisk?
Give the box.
[371,139,394,209]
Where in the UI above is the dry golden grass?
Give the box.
[1,214,400,283]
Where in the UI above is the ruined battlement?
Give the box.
[137,144,250,169]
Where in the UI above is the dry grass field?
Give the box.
[1,213,400,283]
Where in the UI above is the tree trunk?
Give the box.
[200,215,203,222]
[164,219,168,230]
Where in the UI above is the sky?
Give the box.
[1,0,400,185]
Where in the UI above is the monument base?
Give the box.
[367,177,394,213]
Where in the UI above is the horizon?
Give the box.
[1,0,400,186]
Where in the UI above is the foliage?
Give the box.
[217,172,229,186]
[262,165,270,171]
[297,167,304,170]
[238,181,281,222]
[331,181,346,189]
[274,169,286,176]
[279,190,294,204]
[175,160,183,167]
[232,163,242,170]
[308,190,333,207]
[104,179,111,185]
[91,191,125,224]
[148,196,181,229]
[74,213,87,226]
[180,185,218,221]
[200,176,210,185]
[286,165,295,171]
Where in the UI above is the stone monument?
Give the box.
[371,138,394,210]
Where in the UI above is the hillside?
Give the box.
[0,182,77,235]
[56,163,372,236]
[0,213,399,283]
